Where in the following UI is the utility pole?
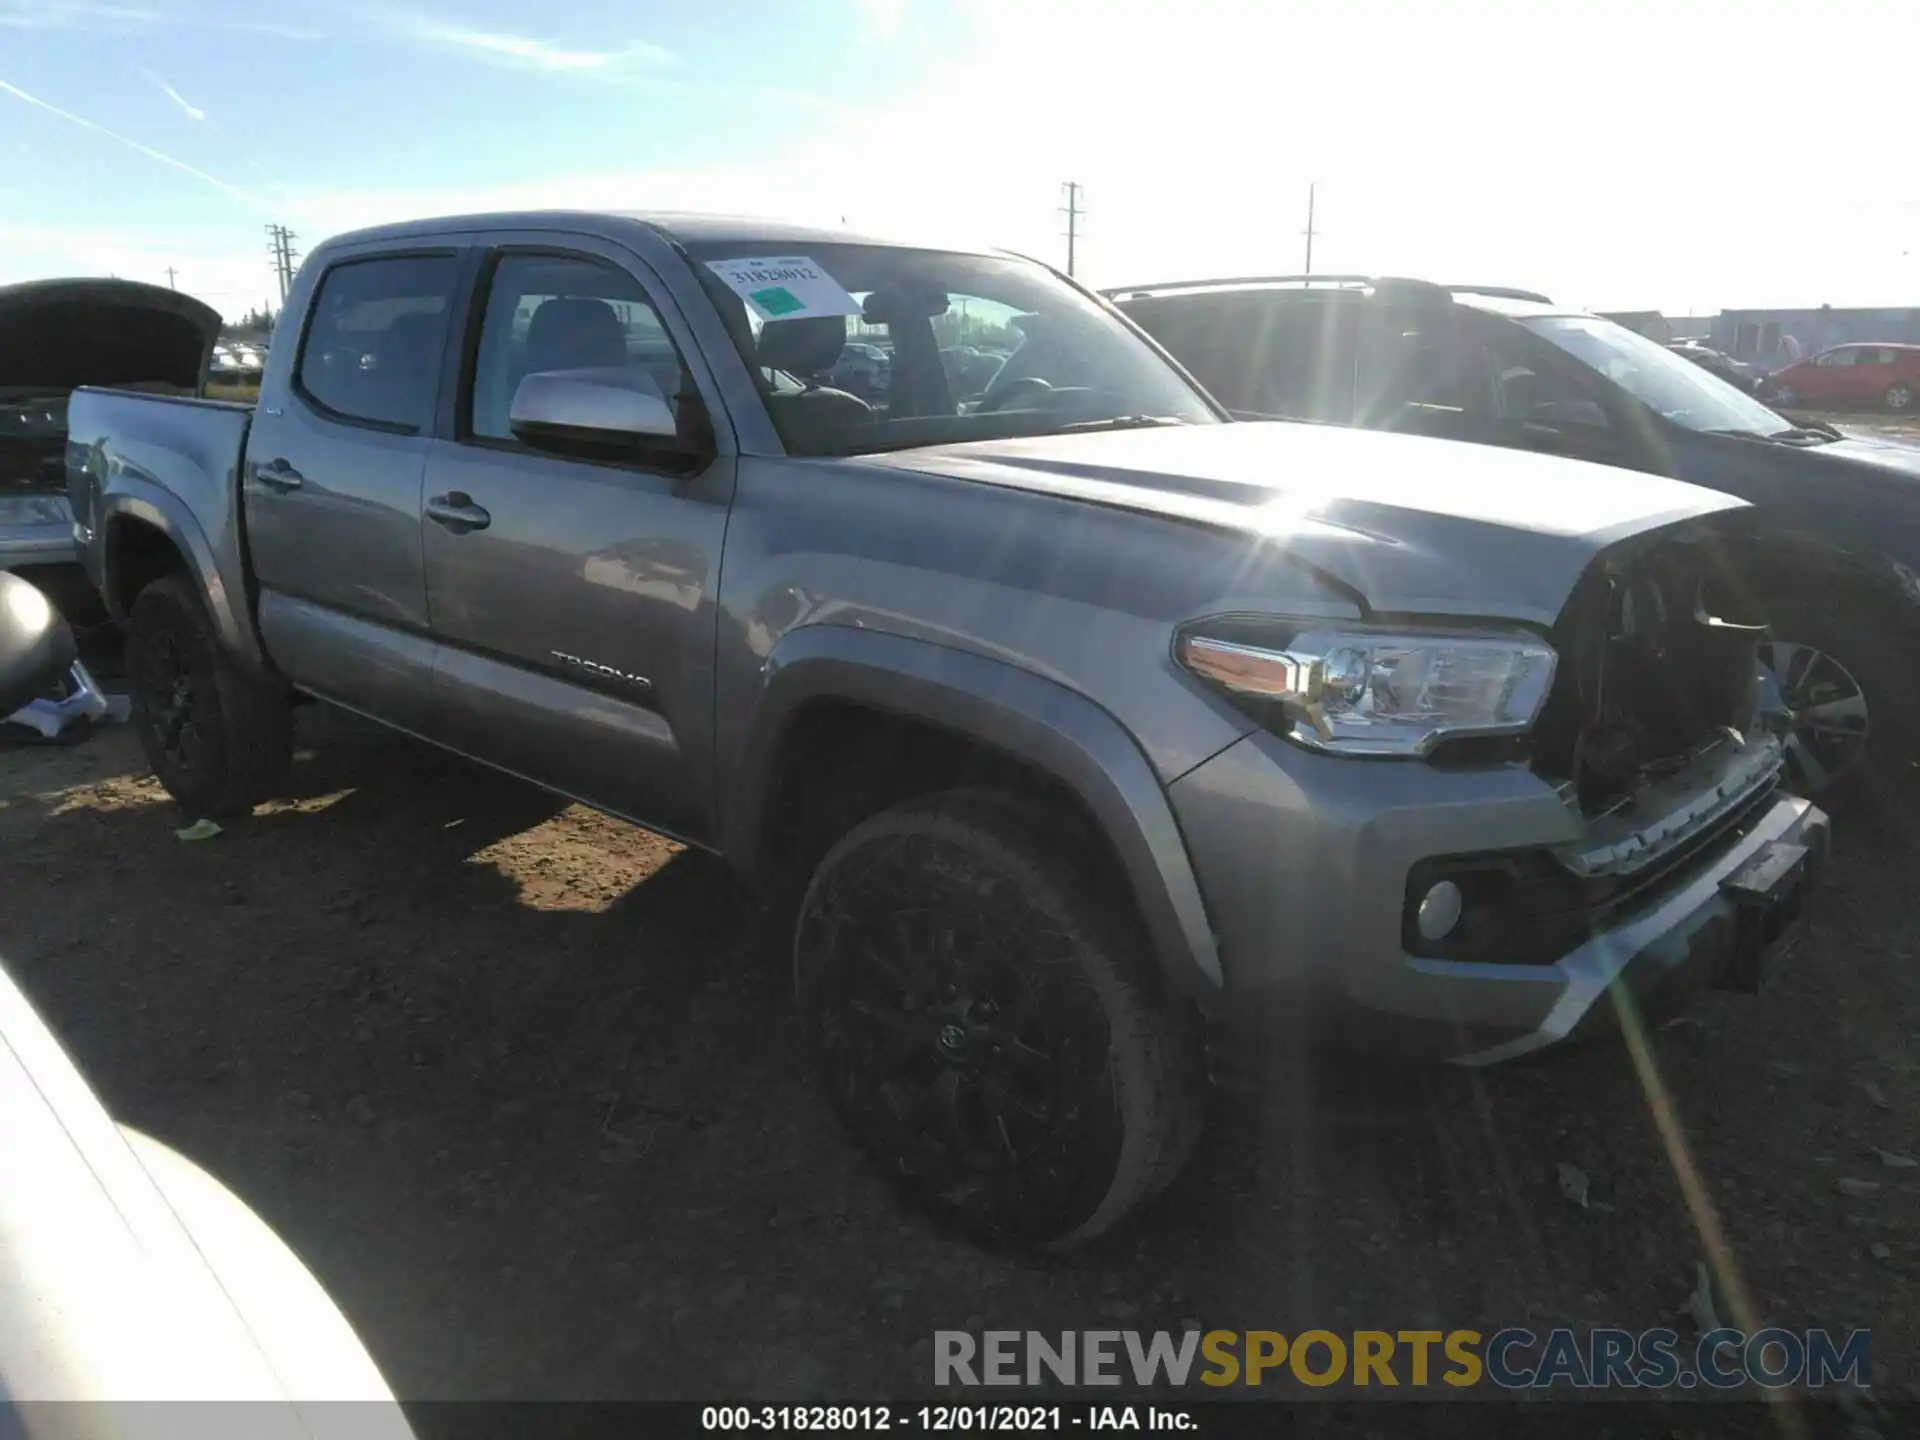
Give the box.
[1060,181,1084,277]
[164,266,178,290]
[264,223,300,306]
[1302,183,1319,278]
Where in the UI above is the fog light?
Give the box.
[1417,880,1464,941]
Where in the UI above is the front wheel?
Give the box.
[1758,599,1918,797]
[1885,382,1916,414]
[794,793,1206,1249]
[127,575,292,817]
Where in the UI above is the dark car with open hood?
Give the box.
[1110,275,1920,798]
[0,279,220,608]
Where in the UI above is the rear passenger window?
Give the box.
[296,255,458,431]
[1128,295,1355,422]
[467,252,690,444]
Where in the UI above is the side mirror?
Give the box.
[0,573,77,718]
[508,367,681,451]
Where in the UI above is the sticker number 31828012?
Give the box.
[704,256,864,322]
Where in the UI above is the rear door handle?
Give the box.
[256,458,304,491]
[425,492,491,533]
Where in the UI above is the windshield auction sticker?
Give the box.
[705,255,863,321]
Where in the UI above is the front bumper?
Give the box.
[1168,728,1829,1068]
[0,494,78,571]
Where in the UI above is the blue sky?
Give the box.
[3,0,1916,319]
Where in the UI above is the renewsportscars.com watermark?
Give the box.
[933,1328,1872,1390]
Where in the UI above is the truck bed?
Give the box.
[65,386,257,655]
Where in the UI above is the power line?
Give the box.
[1060,181,1084,278]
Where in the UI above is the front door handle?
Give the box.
[425,492,491,533]
[256,458,304,491]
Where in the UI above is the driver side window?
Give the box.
[1467,326,1613,432]
[1815,349,1855,368]
[467,252,689,444]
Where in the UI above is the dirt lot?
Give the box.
[2,695,1918,1411]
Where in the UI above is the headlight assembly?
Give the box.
[1177,622,1558,757]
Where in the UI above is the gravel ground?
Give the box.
[1,702,1917,1412]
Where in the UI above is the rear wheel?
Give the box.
[793,793,1206,1248]
[1886,382,1916,413]
[127,576,292,817]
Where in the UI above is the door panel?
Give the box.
[1847,350,1890,401]
[256,590,439,727]
[421,241,736,841]
[422,444,731,837]
[246,250,464,728]
[1803,352,1852,402]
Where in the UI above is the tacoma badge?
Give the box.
[550,651,652,691]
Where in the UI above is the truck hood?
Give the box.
[1819,432,1920,480]
[868,421,1745,626]
[0,278,220,393]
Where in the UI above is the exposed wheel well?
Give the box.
[105,518,188,616]
[1741,545,1917,628]
[756,699,1152,956]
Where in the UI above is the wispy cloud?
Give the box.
[0,0,155,29]
[140,66,206,122]
[0,76,264,208]
[0,0,317,38]
[380,11,673,72]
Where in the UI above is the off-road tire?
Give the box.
[1885,382,1916,414]
[127,575,292,817]
[793,791,1206,1249]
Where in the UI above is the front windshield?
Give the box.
[1519,314,1793,436]
[685,241,1218,457]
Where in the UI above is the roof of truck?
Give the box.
[316,210,1007,259]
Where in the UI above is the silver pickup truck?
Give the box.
[66,211,1828,1248]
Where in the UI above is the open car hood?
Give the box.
[0,278,220,394]
[869,421,1746,626]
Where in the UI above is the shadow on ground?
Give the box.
[0,712,1915,1402]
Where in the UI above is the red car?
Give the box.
[1763,342,1920,413]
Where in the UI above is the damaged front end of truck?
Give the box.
[1402,512,1823,1017]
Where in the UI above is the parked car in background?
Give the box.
[1667,340,1759,393]
[1,279,219,597]
[939,343,1005,397]
[1760,343,1920,414]
[65,211,1826,1247]
[1110,275,1920,793]
[831,339,890,400]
